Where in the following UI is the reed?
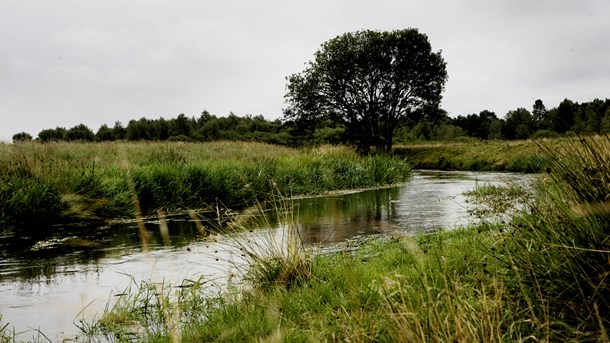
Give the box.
[498,135,610,339]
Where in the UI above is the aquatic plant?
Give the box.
[226,199,313,292]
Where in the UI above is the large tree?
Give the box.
[284,28,447,153]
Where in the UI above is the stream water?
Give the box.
[0,170,533,341]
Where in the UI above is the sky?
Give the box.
[1,0,609,141]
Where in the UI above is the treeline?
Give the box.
[12,112,293,145]
[11,97,610,145]
[399,98,610,142]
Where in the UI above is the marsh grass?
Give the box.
[0,315,51,343]
[224,199,314,291]
[93,193,515,342]
[497,135,610,339]
[0,142,411,237]
[80,277,207,342]
[464,182,530,218]
[395,139,551,172]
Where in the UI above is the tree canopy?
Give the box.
[284,28,448,153]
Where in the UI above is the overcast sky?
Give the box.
[1,0,608,141]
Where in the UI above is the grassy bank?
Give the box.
[0,141,411,237]
[75,136,610,342]
[394,139,551,172]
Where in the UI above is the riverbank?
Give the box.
[79,136,610,342]
[394,139,551,172]
[0,141,411,238]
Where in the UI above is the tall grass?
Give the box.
[498,135,610,339]
[395,139,551,172]
[0,142,411,237]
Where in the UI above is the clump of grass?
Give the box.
[226,200,313,292]
[464,182,529,218]
[80,277,207,342]
[0,315,13,342]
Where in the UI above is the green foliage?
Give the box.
[95,124,115,141]
[16,97,610,147]
[284,28,448,153]
[11,132,33,142]
[452,110,499,139]
[503,107,533,139]
[66,123,95,142]
[37,127,67,142]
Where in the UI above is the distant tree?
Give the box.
[38,127,67,142]
[478,110,498,130]
[196,117,221,141]
[95,124,115,141]
[311,126,344,144]
[411,120,433,140]
[126,118,154,141]
[169,113,192,138]
[532,99,550,130]
[583,105,601,135]
[433,123,466,141]
[284,28,448,153]
[570,109,584,134]
[196,111,214,128]
[12,132,33,142]
[503,108,533,140]
[66,124,95,142]
[488,119,504,140]
[112,121,127,140]
[249,114,274,133]
[552,99,577,134]
[156,117,170,140]
[453,110,498,139]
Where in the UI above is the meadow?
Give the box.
[73,136,610,342]
[0,141,412,238]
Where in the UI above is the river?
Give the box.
[0,170,533,341]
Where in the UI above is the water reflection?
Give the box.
[293,187,401,244]
[0,219,201,282]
